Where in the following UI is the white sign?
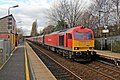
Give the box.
[104,26,108,29]
[102,29,109,33]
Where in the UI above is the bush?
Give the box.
[112,41,120,53]
[107,43,111,51]
[95,40,101,50]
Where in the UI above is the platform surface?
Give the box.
[25,42,57,80]
[96,50,120,59]
[0,44,26,80]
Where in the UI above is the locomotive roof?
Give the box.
[50,31,60,34]
[67,26,91,31]
[58,29,69,34]
[46,26,92,35]
[45,29,69,35]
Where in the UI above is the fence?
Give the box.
[0,39,11,67]
[95,35,120,51]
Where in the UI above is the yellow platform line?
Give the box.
[24,47,30,80]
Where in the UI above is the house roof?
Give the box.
[0,14,16,22]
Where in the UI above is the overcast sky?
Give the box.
[0,0,91,36]
[0,0,55,36]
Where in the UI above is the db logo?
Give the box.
[48,38,51,41]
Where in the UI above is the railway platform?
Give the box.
[0,43,26,80]
[0,42,57,80]
[96,50,120,66]
[25,42,56,80]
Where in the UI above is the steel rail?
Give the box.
[28,41,83,80]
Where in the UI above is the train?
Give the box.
[27,26,96,61]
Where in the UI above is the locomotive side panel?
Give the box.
[44,34,59,47]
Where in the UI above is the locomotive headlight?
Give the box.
[74,47,79,50]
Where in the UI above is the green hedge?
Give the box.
[0,60,3,67]
[112,41,120,53]
[107,43,111,51]
[95,40,101,50]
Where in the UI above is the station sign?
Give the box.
[102,29,109,33]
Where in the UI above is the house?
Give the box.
[0,14,17,49]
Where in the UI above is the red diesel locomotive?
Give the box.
[27,26,96,61]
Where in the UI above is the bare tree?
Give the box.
[46,0,86,28]
[16,27,23,42]
[86,0,120,28]
[112,0,120,32]
[46,1,66,24]
[17,27,23,35]
[87,0,120,37]
[42,25,54,34]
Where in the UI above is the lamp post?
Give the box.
[8,5,19,15]
[8,5,19,31]
[102,26,109,50]
[8,5,19,53]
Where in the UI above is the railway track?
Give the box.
[28,42,82,80]
[97,56,120,67]
[85,61,120,80]
[28,41,120,80]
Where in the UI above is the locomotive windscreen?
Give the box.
[85,32,92,39]
[74,32,92,40]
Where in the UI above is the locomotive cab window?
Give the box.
[74,32,92,40]
[74,32,84,40]
[85,32,92,40]
[68,33,72,39]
